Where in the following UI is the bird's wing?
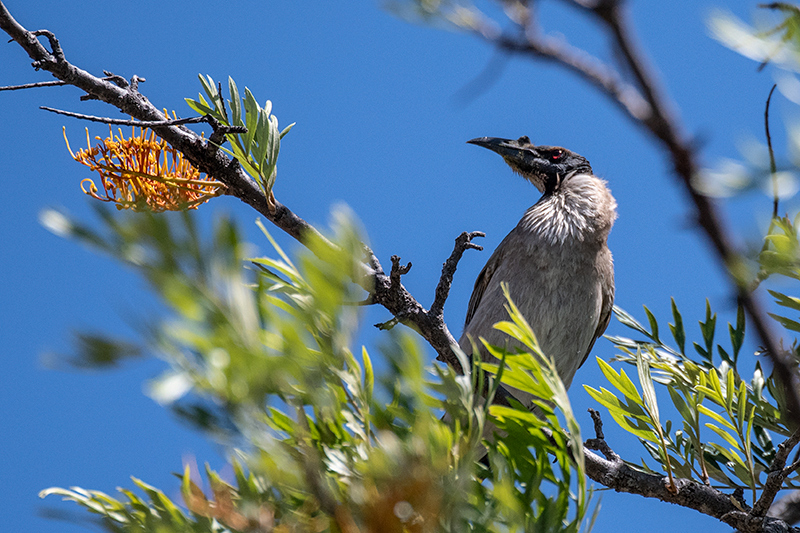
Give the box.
[464,248,503,330]
[579,269,615,368]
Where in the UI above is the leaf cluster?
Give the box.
[589,298,794,505]
[186,75,294,211]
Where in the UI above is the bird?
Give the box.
[460,136,617,408]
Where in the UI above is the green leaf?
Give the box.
[644,306,660,343]
[768,313,800,333]
[667,386,694,423]
[362,346,374,401]
[699,299,717,357]
[706,423,743,450]
[729,304,745,363]
[769,289,800,312]
[669,297,686,355]
[697,404,737,431]
[185,97,214,116]
[280,122,296,138]
[228,76,242,128]
[252,103,271,172]
[636,349,660,428]
[596,358,643,404]
[244,87,260,157]
[614,305,653,339]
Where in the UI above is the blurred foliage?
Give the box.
[702,4,800,198]
[40,204,591,532]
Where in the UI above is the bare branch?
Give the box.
[753,428,800,518]
[584,408,621,463]
[430,231,484,319]
[0,79,66,90]
[39,106,207,127]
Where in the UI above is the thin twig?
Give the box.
[40,106,207,127]
[752,427,800,518]
[430,231,484,319]
[765,84,779,218]
[583,408,621,463]
[0,79,66,90]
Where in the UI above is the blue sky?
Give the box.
[0,1,792,531]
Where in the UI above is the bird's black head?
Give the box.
[467,136,592,194]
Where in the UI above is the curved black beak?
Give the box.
[468,137,528,160]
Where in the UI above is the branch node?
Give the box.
[102,71,128,88]
[584,409,622,464]
[375,317,401,331]
[205,114,247,147]
[390,255,412,285]
[31,28,62,61]
[130,74,145,91]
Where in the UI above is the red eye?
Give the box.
[549,150,563,161]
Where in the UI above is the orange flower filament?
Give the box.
[65,122,225,211]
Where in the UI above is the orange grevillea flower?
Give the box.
[65,124,225,212]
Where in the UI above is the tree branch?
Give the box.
[563,0,800,421]
[752,428,800,518]
[430,231,484,319]
[582,410,800,533]
[0,79,66,90]
[466,0,800,422]
[0,1,480,392]
[39,106,208,127]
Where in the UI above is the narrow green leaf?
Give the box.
[693,341,711,362]
[668,386,693,423]
[243,87,260,156]
[768,313,800,333]
[697,404,737,430]
[644,306,660,343]
[252,106,271,172]
[669,297,686,355]
[614,305,652,338]
[725,368,735,415]
[636,349,660,428]
[717,345,732,365]
[706,423,743,450]
[700,299,717,357]
[769,289,800,311]
[362,346,374,401]
[185,98,214,116]
[265,114,281,190]
[228,76,242,127]
[280,122,296,138]
[596,358,643,404]
[730,304,745,362]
